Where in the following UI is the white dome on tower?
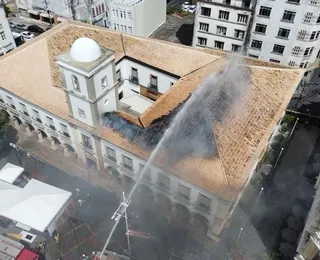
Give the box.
[70,37,102,63]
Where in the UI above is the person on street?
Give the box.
[54,232,61,243]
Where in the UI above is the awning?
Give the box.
[28,9,40,16]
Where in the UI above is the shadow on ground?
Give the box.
[176,23,194,45]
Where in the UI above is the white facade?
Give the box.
[107,0,166,37]
[0,7,16,56]
[193,0,320,72]
[16,0,108,27]
[0,37,232,241]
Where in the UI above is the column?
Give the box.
[50,138,57,150]
[93,136,105,173]
[37,130,44,142]
[63,145,70,157]
[189,214,195,225]
[25,125,32,136]
[13,118,20,128]
[206,216,225,243]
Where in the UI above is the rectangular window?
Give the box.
[157,173,170,189]
[287,0,299,3]
[150,75,158,90]
[214,40,224,49]
[82,134,92,149]
[288,61,295,66]
[304,47,310,56]
[6,96,15,109]
[124,26,127,33]
[177,183,191,199]
[255,23,267,34]
[237,14,248,23]
[304,12,313,23]
[234,29,245,39]
[310,31,316,40]
[32,109,41,123]
[118,91,123,100]
[297,30,307,40]
[317,50,320,58]
[60,123,70,138]
[198,194,211,210]
[120,11,123,18]
[219,10,229,20]
[259,6,271,17]
[19,103,29,116]
[117,24,119,31]
[101,3,105,12]
[114,23,116,30]
[46,116,55,130]
[231,44,241,52]
[292,46,301,55]
[116,10,119,17]
[317,14,320,23]
[249,54,259,59]
[143,167,151,180]
[128,12,132,19]
[113,9,115,16]
[106,146,116,161]
[123,11,126,19]
[272,44,285,54]
[130,67,139,84]
[201,7,211,17]
[121,25,123,32]
[122,155,133,170]
[128,27,132,34]
[217,26,227,35]
[282,10,296,22]
[92,7,95,17]
[299,62,304,68]
[101,76,108,89]
[116,69,121,82]
[270,59,280,63]
[96,6,99,15]
[277,28,290,39]
[71,75,80,92]
[78,108,86,118]
[251,39,262,50]
[0,31,5,40]
[198,37,207,46]
[0,95,3,103]
[199,22,209,32]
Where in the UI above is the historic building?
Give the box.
[0,21,303,241]
[0,6,16,56]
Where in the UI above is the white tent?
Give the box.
[0,163,24,184]
[0,178,72,232]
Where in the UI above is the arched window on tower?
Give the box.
[71,75,80,92]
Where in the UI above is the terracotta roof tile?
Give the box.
[0,21,304,201]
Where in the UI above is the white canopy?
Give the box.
[0,163,24,184]
[0,178,71,232]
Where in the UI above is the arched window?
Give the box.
[71,75,80,92]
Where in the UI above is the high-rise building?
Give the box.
[193,0,320,79]
[0,6,16,56]
[0,20,303,241]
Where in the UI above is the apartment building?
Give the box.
[16,0,108,27]
[0,6,16,56]
[0,20,302,241]
[193,0,320,76]
[107,0,166,36]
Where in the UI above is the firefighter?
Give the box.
[54,232,61,243]
[39,241,47,251]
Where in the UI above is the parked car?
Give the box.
[188,5,196,13]
[21,31,35,40]
[182,1,190,11]
[9,22,15,29]
[27,25,44,34]
[15,23,28,30]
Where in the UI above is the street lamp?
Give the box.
[9,143,22,165]
[274,148,284,168]
[258,187,264,201]
[236,227,244,245]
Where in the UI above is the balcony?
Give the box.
[103,154,117,167]
[156,181,170,192]
[45,125,58,138]
[31,117,45,130]
[129,75,139,85]
[195,201,211,213]
[6,104,19,116]
[58,130,72,145]
[147,84,159,94]
[0,101,6,110]
[81,141,93,150]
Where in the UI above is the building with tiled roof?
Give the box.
[0,20,303,241]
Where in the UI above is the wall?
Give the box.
[108,2,133,34]
[193,1,252,52]
[93,63,115,98]
[0,7,16,55]
[118,59,178,94]
[132,0,166,37]
[63,69,89,98]
[69,95,94,126]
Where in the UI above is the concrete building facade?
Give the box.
[193,0,320,78]
[0,21,303,241]
[0,6,16,56]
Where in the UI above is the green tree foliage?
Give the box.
[281,114,294,125]
[0,111,9,150]
[0,1,11,17]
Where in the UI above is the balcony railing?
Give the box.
[129,75,139,85]
[195,201,211,212]
[147,84,159,94]
[81,141,93,150]
[6,104,19,116]
[156,181,170,191]
[45,125,58,138]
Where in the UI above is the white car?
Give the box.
[21,31,35,40]
[182,1,190,10]
[188,5,196,13]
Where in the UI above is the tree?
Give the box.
[64,0,78,20]
[0,111,9,151]
[0,0,11,17]
[83,0,93,24]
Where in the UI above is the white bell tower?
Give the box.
[56,37,119,127]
